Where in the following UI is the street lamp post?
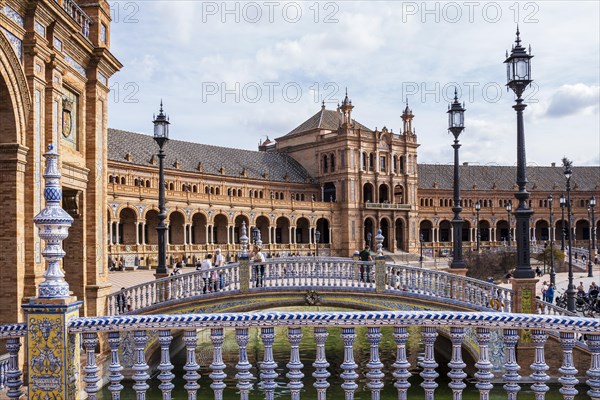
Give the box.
[475,201,481,252]
[448,88,466,270]
[419,233,424,266]
[153,101,170,276]
[506,202,512,245]
[315,230,321,257]
[505,28,534,279]
[563,158,576,312]
[548,195,555,286]
[560,194,566,251]
[588,196,596,277]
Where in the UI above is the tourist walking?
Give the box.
[214,248,225,290]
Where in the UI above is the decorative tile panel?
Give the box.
[2,5,24,27]
[98,72,108,86]
[64,54,86,77]
[2,28,22,61]
[35,21,46,36]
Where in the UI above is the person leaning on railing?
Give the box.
[251,245,266,287]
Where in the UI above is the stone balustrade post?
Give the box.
[22,145,83,399]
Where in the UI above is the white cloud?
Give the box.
[108,1,600,166]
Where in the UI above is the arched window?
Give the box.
[323,155,329,173]
[215,187,220,195]
[120,177,126,185]
[362,152,367,170]
[330,154,335,172]
[146,180,151,188]
[238,189,242,197]
[369,153,374,171]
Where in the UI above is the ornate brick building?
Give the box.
[106,94,599,265]
[0,0,121,324]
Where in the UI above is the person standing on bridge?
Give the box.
[251,245,266,287]
[201,254,212,294]
[359,246,373,283]
[214,248,225,291]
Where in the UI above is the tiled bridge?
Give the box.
[107,257,570,317]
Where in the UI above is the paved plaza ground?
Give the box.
[108,260,600,313]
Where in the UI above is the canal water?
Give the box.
[98,308,588,399]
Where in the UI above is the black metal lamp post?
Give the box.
[419,233,424,265]
[475,201,481,252]
[563,158,576,312]
[560,194,566,251]
[315,230,321,257]
[153,101,170,275]
[506,202,512,244]
[588,196,596,277]
[448,88,466,270]
[548,194,555,286]
[505,28,534,279]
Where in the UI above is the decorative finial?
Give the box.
[515,25,521,46]
[453,87,458,102]
[321,100,325,109]
[33,144,74,299]
[240,221,249,257]
[160,99,164,113]
[375,228,384,257]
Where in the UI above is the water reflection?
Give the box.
[98,307,588,399]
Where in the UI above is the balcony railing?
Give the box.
[57,0,91,38]
[365,202,411,210]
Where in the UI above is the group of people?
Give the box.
[541,281,556,303]
[197,248,227,293]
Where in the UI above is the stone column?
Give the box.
[135,221,140,245]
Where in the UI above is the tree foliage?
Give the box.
[464,251,516,282]
[534,246,565,265]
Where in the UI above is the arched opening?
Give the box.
[256,216,270,244]
[364,218,375,248]
[379,218,390,249]
[363,183,374,203]
[575,220,590,241]
[395,219,405,251]
[462,220,471,242]
[213,214,228,245]
[322,155,328,173]
[145,210,159,245]
[168,211,186,245]
[276,217,290,244]
[420,220,433,242]
[535,220,549,242]
[191,213,207,244]
[439,220,451,242]
[497,220,510,242]
[555,219,571,241]
[296,217,310,244]
[118,208,137,245]
[479,220,491,242]
[378,184,389,203]
[234,215,249,244]
[316,218,330,246]
[323,182,336,202]
[394,185,404,204]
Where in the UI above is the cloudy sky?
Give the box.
[108,1,600,166]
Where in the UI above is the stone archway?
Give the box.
[0,33,32,324]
